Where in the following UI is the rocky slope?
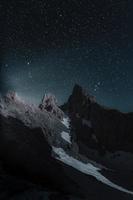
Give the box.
[0,90,133,199]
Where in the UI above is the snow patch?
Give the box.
[61,117,70,129]
[61,131,71,144]
[52,147,133,195]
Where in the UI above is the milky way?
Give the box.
[1,0,133,112]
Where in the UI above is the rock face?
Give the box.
[62,84,95,117]
[39,94,64,120]
[91,103,133,153]
[62,84,133,154]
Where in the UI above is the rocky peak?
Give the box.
[72,84,95,101]
[39,94,64,120]
[62,84,133,154]
[5,91,18,102]
[2,91,25,106]
[66,84,95,119]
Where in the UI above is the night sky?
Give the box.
[1,0,133,112]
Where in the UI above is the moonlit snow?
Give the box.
[61,117,70,129]
[61,131,71,144]
[52,147,133,195]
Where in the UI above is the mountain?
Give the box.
[62,84,133,170]
[39,94,64,120]
[0,89,133,199]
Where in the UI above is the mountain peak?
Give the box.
[39,93,64,120]
[6,91,17,101]
[4,91,23,104]
[72,84,95,102]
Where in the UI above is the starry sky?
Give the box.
[1,0,133,112]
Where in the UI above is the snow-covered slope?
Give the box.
[61,117,70,128]
[52,147,133,195]
[61,131,71,144]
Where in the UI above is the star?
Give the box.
[94,81,101,92]
[27,62,30,66]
